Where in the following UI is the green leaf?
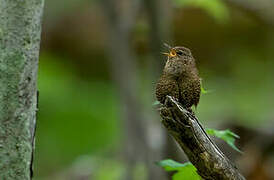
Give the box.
[200,79,213,95]
[173,170,200,180]
[157,159,190,171]
[153,100,160,106]
[206,128,242,153]
[173,0,229,23]
[201,87,208,94]
[157,159,200,180]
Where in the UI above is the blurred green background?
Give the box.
[34,0,274,179]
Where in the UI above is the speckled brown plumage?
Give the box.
[156,46,201,109]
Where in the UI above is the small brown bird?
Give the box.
[156,44,201,109]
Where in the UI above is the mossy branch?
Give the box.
[159,96,245,180]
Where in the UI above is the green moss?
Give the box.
[0,28,3,40]
[0,0,44,179]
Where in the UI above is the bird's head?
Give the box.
[162,44,192,60]
[162,44,196,76]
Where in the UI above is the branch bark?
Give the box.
[0,0,44,179]
[159,96,245,180]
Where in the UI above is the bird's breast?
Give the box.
[163,60,183,77]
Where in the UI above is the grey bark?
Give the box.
[0,0,44,179]
[143,0,173,179]
[160,96,245,180]
[100,1,149,179]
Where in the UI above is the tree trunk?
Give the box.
[0,0,44,179]
[142,0,173,179]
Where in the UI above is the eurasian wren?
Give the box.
[156,45,201,109]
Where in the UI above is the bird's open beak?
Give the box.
[163,43,172,49]
[161,52,170,56]
[162,43,172,57]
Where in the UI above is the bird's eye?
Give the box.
[176,51,183,56]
